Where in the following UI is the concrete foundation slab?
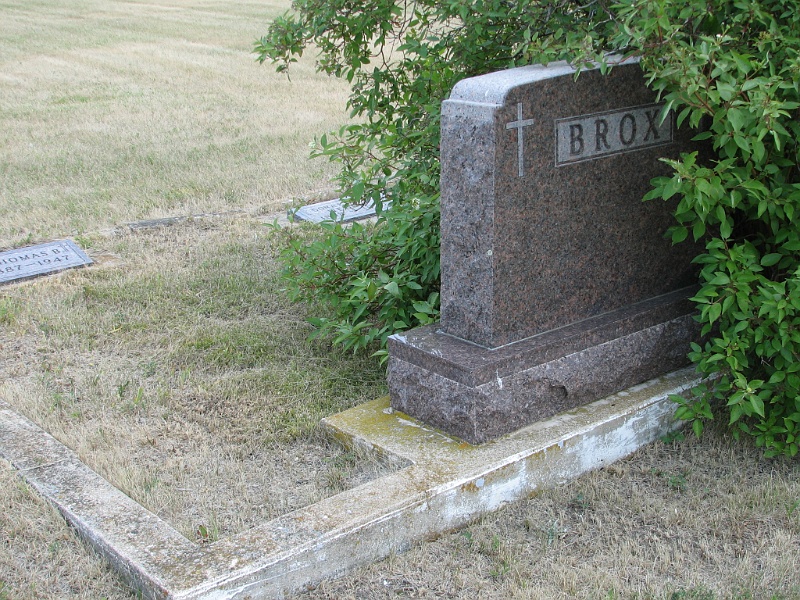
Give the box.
[0,368,699,599]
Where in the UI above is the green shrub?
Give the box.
[270,204,440,356]
[257,0,800,456]
[631,0,800,457]
[255,0,610,359]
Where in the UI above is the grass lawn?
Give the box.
[1,1,799,599]
[0,0,349,246]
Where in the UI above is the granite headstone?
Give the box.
[388,59,704,444]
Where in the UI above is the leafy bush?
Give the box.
[631,0,800,457]
[270,204,440,356]
[257,0,800,456]
[255,0,612,358]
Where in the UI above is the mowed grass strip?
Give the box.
[0,0,349,246]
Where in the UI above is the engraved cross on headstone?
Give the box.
[505,102,535,177]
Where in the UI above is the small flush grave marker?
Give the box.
[0,240,93,285]
[291,197,388,223]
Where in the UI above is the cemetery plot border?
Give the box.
[0,370,700,599]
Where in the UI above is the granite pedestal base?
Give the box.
[388,287,700,444]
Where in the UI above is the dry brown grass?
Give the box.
[1,0,389,548]
[1,1,799,599]
[0,218,390,542]
[0,459,133,599]
[0,0,350,247]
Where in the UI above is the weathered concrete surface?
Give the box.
[0,368,700,599]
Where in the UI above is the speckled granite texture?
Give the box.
[388,289,700,444]
[439,60,701,348]
[388,60,706,444]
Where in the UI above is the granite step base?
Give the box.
[388,288,700,444]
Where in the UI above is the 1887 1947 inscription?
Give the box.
[556,103,673,166]
[0,240,93,284]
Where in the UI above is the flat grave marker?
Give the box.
[291,197,386,223]
[388,59,707,443]
[0,240,92,285]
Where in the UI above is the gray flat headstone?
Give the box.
[388,59,707,443]
[291,198,385,223]
[0,240,93,284]
[126,216,187,231]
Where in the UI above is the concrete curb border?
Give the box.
[0,368,700,599]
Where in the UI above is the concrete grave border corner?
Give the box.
[0,368,699,599]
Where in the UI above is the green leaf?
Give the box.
[707,302,722,324]
[751,396,765,418]
[731,52,752,74]
[384,281,401,297]
[708,273,731,286]
[719,218,732,239]
[727,107,747,132]
[768,371,786,384]
[693,220,706,241]
[671,226,689,244]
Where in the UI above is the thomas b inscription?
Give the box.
[0,240,93,284]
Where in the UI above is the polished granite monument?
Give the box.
[388,59,704,444]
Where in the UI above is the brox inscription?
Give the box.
[556,103,672,166]
[0,240,93,284]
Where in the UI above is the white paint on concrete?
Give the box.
[0,368,701,599]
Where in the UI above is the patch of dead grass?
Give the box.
[0,218,392,542]
[0,459,134,599]
[301,426,800,599]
